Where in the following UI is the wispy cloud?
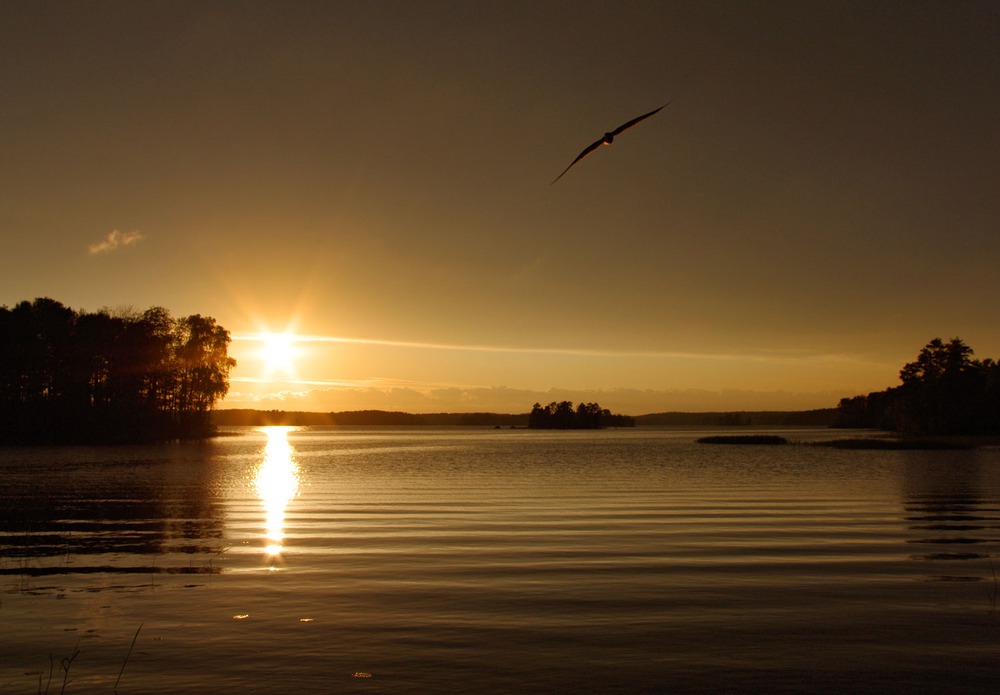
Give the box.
[88,229,145,254]
[232,331,889,367]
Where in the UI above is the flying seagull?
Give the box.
[551,102,670,184]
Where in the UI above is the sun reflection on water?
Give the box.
[254,426,300,561]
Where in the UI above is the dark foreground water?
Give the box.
[2,427,999,694]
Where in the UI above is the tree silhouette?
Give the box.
[0,298,235,444]
[834,337,1000,436]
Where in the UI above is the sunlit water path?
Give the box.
[2,427,999,693]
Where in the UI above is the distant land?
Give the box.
[635,409,836,427]
[212,408,838,428]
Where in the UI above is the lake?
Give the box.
[2,426,999,693]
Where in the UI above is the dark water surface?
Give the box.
[2,427,999,693]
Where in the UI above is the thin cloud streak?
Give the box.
[230,375,470,390]
[88,229,144,254]
[231,332,889,368]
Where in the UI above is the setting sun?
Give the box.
[258,333,299,376]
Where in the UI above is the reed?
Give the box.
[114,623,143,693]
[988,554,998,618]
[58,645,79,695]
[33,624,143,695]
[37,642,80,695]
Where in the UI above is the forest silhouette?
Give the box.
[0,298,235,444]
[834,337,1000,436]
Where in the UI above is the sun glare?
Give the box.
[258,332,299,376]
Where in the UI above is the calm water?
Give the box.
[2,427,999,693]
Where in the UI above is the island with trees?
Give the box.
[528,401,634,429]
[0,297,235,444]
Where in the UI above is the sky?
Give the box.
[2,1,998,415]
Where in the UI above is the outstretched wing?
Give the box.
[609,102,670,137]
[550,138,605,185]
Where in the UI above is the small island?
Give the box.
[527,401,634,429]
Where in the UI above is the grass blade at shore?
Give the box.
[114,623,143,694]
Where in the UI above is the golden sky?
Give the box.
[2,1,998,414]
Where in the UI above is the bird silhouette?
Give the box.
[551,102,670,184]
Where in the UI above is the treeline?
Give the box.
[0,297,235,444]
[528,401,635,429]
[214,409,528,427]
[833,337,1000,436]
[635,409,836,427]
